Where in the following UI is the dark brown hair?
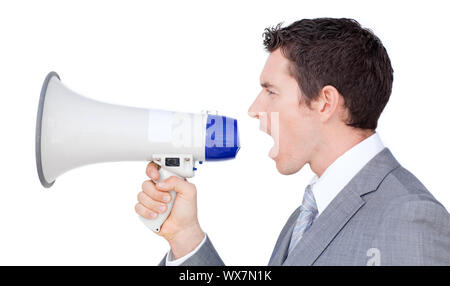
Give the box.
[263,18,393,130]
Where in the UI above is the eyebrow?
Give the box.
[260,81,277,89]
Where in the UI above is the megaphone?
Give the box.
[35,71,240,232]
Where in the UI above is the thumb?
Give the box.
[155,176,196,198]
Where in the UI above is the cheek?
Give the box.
[277,107,315,151]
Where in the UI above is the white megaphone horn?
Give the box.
[35,71,240,232]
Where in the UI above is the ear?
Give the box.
[315,85,342,122]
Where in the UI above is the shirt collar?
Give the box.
[308,132,385,215]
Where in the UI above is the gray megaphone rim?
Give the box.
[36,71,60,188]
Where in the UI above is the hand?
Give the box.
[135,162,205,259]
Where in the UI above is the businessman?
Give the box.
[135,18,450,265]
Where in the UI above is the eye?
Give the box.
[267,89,276,96]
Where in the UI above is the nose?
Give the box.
[248,110,258,119]
[248,97,260,119]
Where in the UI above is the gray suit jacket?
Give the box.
[159,148,450,265]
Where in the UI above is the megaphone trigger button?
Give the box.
[165,157,180,167]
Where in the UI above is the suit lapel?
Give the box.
[268,206,301,265]
[281,148,400,265]
[282,187,365,265]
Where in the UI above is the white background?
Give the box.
[0,0,449,265]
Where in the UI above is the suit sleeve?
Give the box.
[158,235,225,266]
[375,198,450,265]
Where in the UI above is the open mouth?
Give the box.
[257,112,280,160]
[268,134,279,159]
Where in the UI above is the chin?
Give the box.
[274,156,305,175]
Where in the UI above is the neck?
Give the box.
[310,127,374,177]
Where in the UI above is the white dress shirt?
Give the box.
[309,132,385,217]
[166,132,385,265]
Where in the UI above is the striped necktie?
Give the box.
[288,184,318,255]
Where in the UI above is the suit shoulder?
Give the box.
[379,165,445,210]
[377,165,450,225]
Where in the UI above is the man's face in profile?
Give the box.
[248,48,321,175]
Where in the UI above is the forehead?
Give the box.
[260,48,292,83]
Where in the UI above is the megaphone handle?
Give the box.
[139,168,179,233]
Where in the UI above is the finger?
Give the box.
[137,191,167,214]
[142,180,171,203]
[135,203,158,219]
[146,161,160,180]
[155,176,196,198]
